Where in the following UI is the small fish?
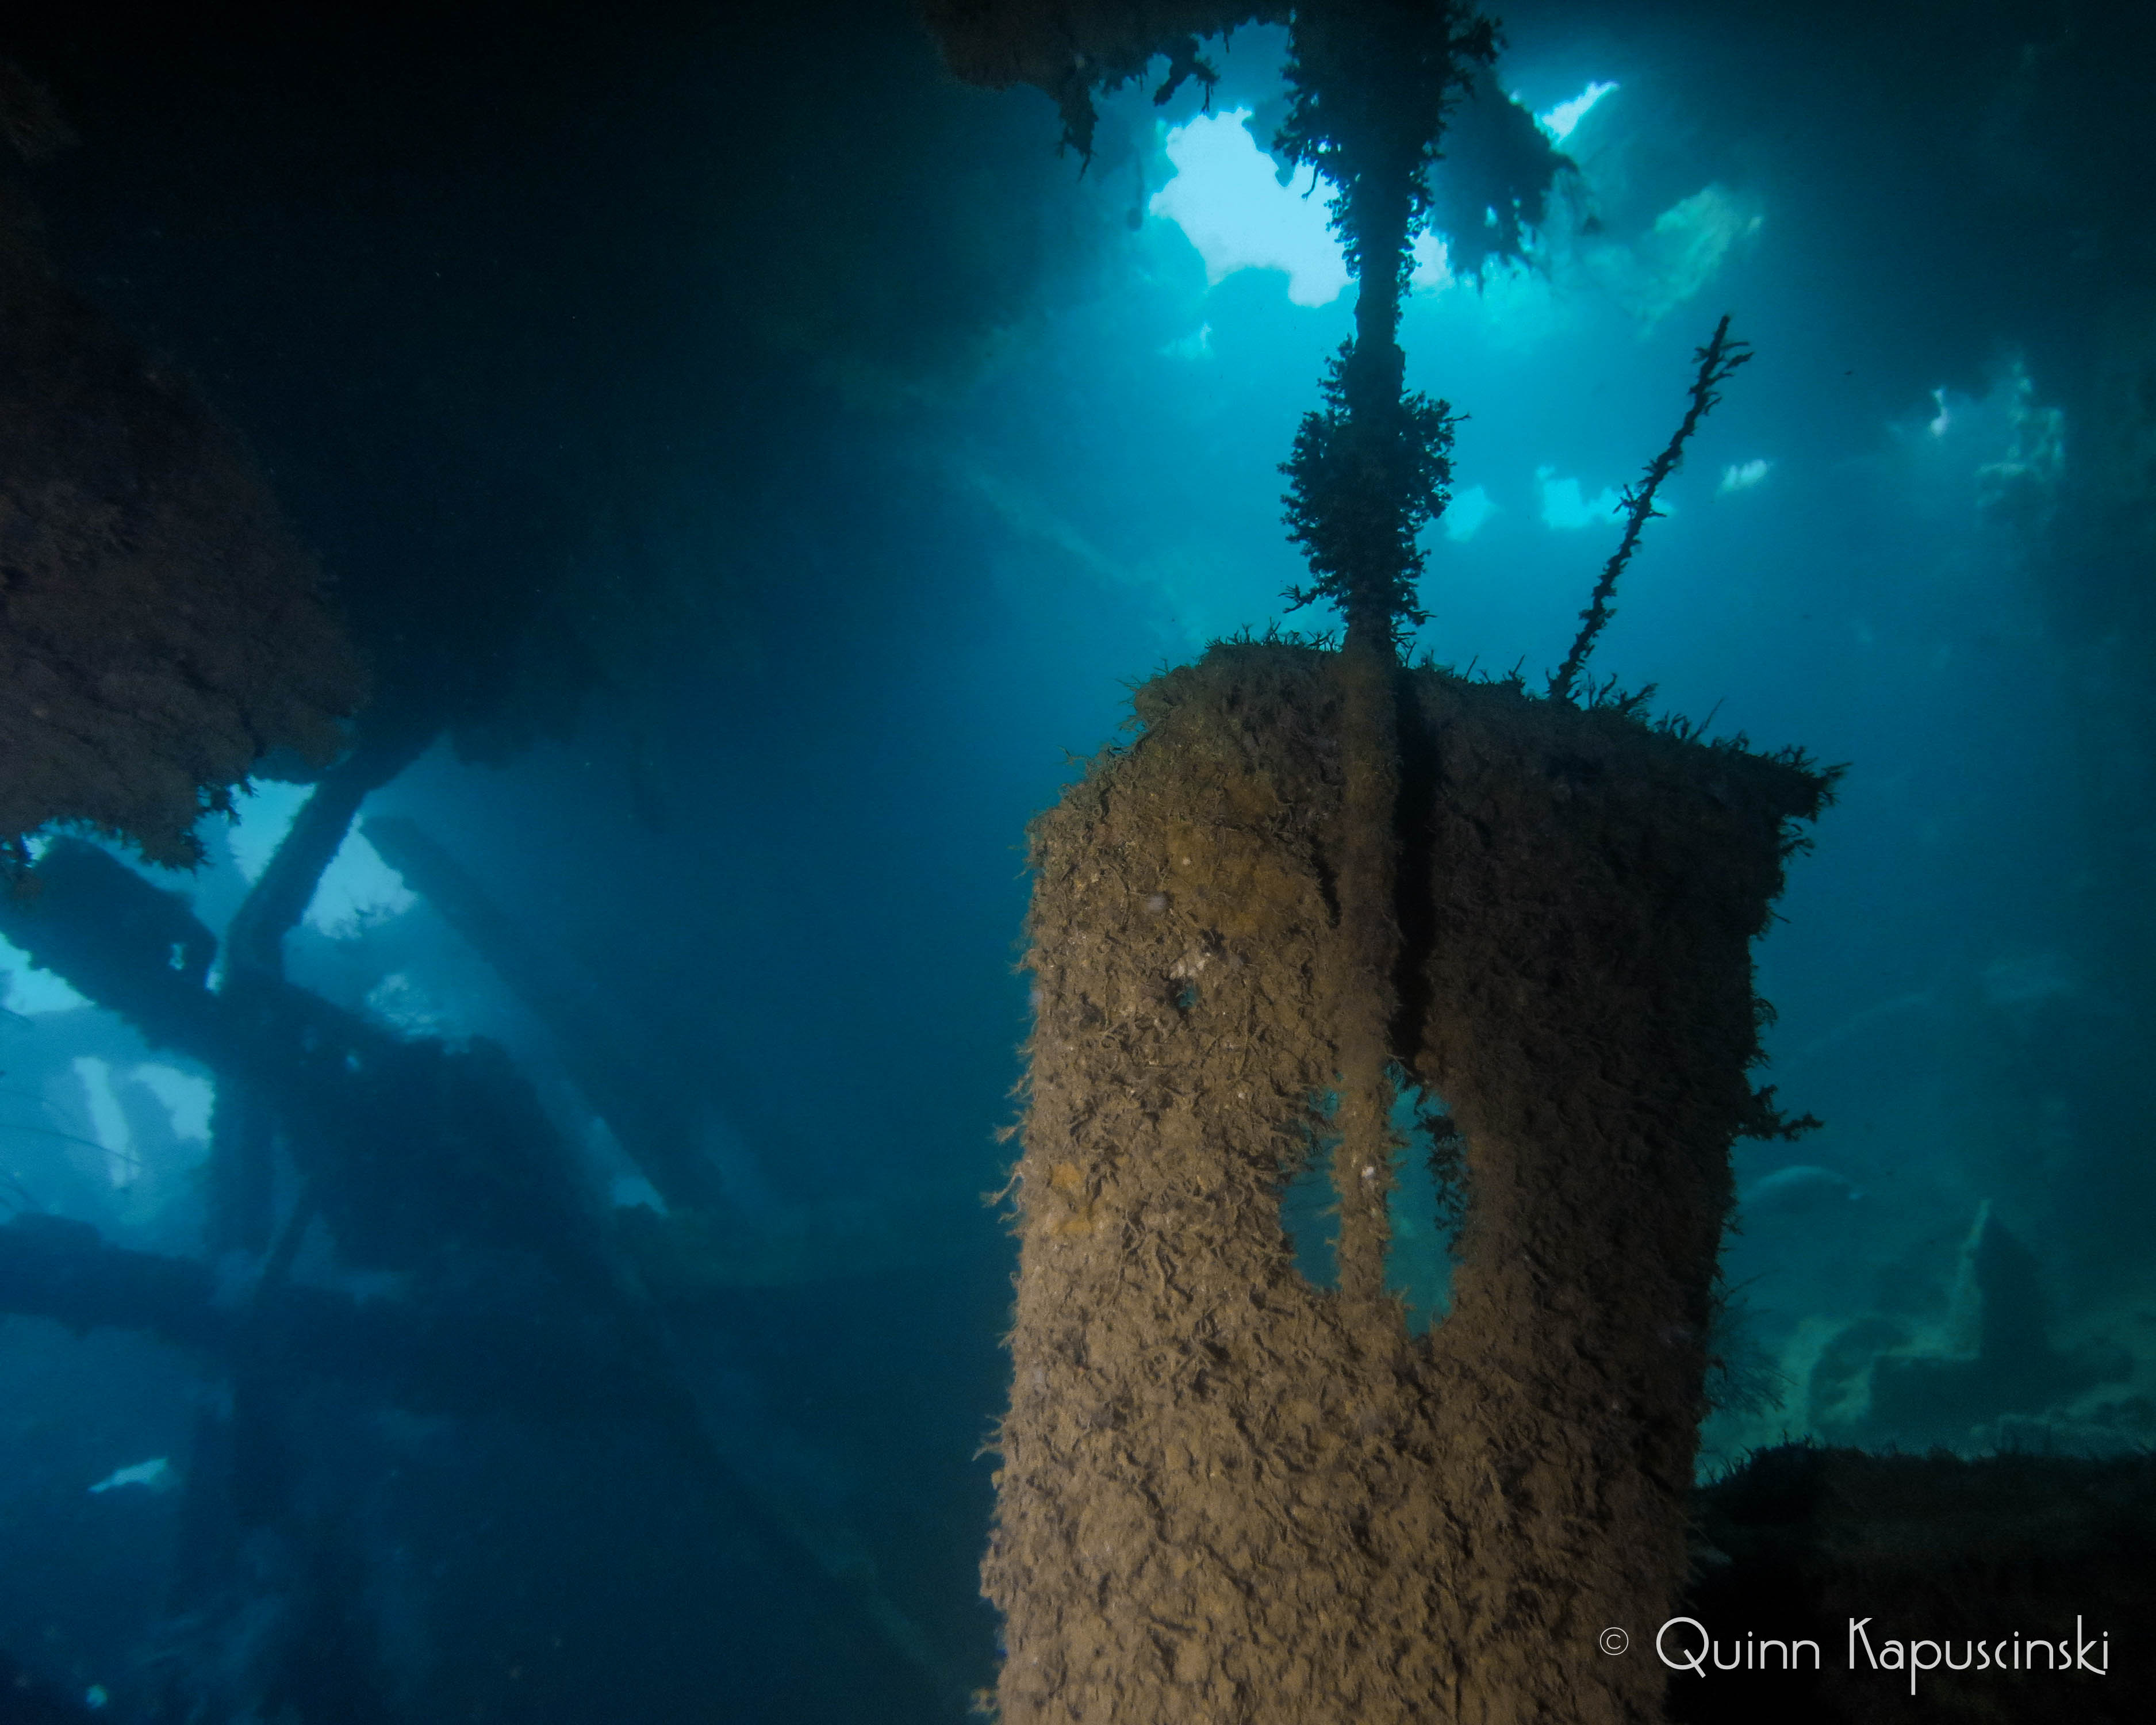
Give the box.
[88,1456,173,1494]
[1739,1163,1864,1216]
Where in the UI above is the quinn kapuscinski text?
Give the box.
[1652,1616,2109,1695]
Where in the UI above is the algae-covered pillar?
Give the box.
[936,2,1835,1720]
[993,649,1823,1725]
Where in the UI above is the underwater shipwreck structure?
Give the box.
[0,132,363,879]
[992,643,1820,1723]
[0,5,2151,1722]
[0,61,976,1722]
[951,2,1827,1719]
[933,2,2154,1723]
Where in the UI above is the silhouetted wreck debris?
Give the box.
[0,837,604,1285]
[1677,1442,2156,1723]
[361,811,728,1213]
[360,811,847,1226]
[1865,1201,2133,1445]
[0,136,363,876]
[919,0,1286,160]
[0,1210,662,1424]
[0,824,965,1716]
